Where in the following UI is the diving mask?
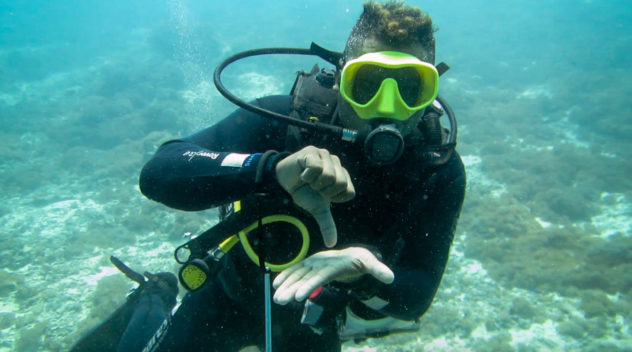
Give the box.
[340,51,439,121]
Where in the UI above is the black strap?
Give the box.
[436,62,450,76]
[256,150,279,186]
[175,211,255,261]
[254,150,276,271]
[254,195,268,271]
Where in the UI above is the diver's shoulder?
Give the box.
[254,95,293,113]
[441,150,466,186]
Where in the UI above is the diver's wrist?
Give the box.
[260,150,291,195]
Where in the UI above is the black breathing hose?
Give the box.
[212,47,344,138]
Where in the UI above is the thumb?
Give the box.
[310,206,337,248]
[365,257,395,284]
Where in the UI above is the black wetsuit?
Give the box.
[136,95,466,352]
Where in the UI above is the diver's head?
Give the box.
[336,1,437,165]
[343,1,435,65]
[337,1,436,136]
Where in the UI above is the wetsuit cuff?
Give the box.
[256,150,291,195]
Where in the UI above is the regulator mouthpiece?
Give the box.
[363,124,405,166]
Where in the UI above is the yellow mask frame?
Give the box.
[340,51,439,121]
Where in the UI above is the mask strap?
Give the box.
[436,62,450,76]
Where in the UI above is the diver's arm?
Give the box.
[139,95,292,211]
[357,153,466,320]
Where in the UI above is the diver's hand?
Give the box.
[275,146,355,247]
[273,247,394,305]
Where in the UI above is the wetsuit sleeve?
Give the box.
[354,153,466,321]
[139,95,292,211]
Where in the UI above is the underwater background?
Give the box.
[1,0,630,351]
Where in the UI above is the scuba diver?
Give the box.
[72,1,466,351]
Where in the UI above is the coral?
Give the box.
[94,275,130,313]
[15,321,46,352]
[468,332,514,352]
[509,297,539,321]
[583,317,610,339]
[583,341,622,352]
[580,290,619,318]
[557,318,591,339]
[0,312,15,330]
[533,188,596,222]
[0,269,20,296]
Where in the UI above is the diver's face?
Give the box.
[337,38,432,136]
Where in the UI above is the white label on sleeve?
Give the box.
[221,153,250,168]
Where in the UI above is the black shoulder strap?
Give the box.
[290,64,339,121]
[286,64,339,150]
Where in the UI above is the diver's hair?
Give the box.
[344,1,435,63]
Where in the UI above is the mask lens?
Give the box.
[351,65,422,106]
[352,65,384,104]
[394,67,422,106]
